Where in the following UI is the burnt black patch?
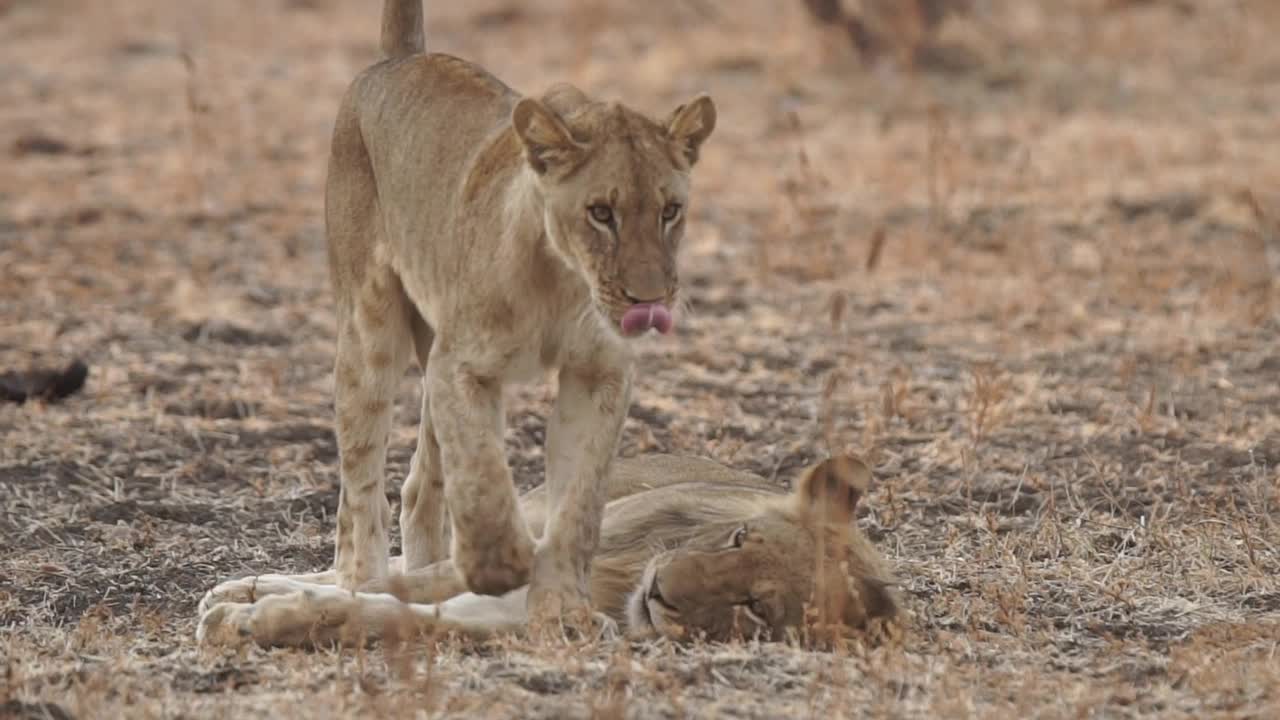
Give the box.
[0,360,88,404]
[0,700,77,720]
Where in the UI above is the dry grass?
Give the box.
[2,0,1279,717]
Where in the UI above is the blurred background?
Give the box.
[3,0,1277,351]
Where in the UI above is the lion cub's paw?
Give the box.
[590,610,620,642]
[527,587,614,643]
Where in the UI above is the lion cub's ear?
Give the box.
[794,455,872,525]
[512,98,582,175]
[665,94,716,166]
[540,82,591,117]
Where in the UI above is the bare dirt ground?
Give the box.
[2,0,1279,717]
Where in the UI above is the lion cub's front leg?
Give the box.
[528,359,632,637]
[428,357,537,596]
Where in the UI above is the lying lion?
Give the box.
[197,454,900,647]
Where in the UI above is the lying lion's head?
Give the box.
[626,456,900,643]
[511,83,716,338]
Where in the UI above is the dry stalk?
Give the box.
[384,575,417,686]
[1136,385,1158,434]
[866,226,887,272]
[967,361,1007,449]
[1243,188,1278,322]
[819,287,849,454]
[2,657,16,706]
[178,46,214,216]
[880,365,912,424]
[591,644,633,720]
[819,370,843,456]
[926,103,951,230]
[775,110,838,281]
[828,290,847,328]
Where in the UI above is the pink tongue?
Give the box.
[620,303,674,336]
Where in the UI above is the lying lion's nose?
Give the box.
[648,577,666,602]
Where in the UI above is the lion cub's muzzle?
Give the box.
[609,284,678,337]
[619,302,674,336]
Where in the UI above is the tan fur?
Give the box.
[197,454,901,648]
[278,0,718,636]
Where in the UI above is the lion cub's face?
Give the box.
[512,86,716,338]
[626,457,900,643]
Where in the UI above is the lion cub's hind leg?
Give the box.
[398,312,449,572]
[323,94,415,590]
[330,266,416,590]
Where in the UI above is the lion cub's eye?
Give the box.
[730,526,748,548]
[661,203,681,223]
[588,204,615,225]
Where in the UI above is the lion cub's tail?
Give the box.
[381,0,425,58]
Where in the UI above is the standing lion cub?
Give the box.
[233,0,715,636]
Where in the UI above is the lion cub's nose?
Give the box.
[623,289,664,305]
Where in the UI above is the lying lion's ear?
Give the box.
[665,94,716,166]
[512,98,581,175]
[794,455,871,524]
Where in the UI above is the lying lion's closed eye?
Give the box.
[739,598,769,626]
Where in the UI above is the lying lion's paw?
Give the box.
[197,575,315,618]
[198,579,256,618]
[198,588,356,649]
[196,601,257,648]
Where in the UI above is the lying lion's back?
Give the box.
[519,455,777,539]
[612,454,773,495]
